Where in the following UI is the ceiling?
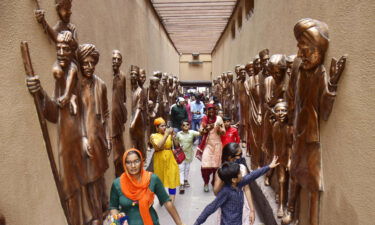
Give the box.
[151,0,237,54]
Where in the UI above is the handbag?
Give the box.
[173,145,186,164]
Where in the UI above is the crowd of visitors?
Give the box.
[108,93,280,225]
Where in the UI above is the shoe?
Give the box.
[179,187,185,194]
[184,180,190,188]
[204,185,209,192]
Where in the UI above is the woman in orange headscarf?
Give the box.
[109,148,185,225]
[150,117,181,202]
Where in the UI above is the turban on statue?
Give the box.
[274,99,288,109]
[269,54,287,69]
[78,43,100,64]
[294,18,329,52]
[150,76,160,83]
[154,117,166,126]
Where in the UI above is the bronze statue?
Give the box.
[130,65,139,93]
[168,75,176,106]
[26,31,84,225]
[253,55,261,76]
[233,65,241,122]
[34,0,78,44]
[111,50,127,177]
[216,75,223,104]
[272,100,293,218]
[147,76,161,138]
[226,71,236,121]
[221,72,228,114]
[262,54,289,186]
[259,49,270,78]
[282,18,347,225]
[130,68,148,158]
[244,59,263,169]
[212,79,219,100]
[77,44,110,224]
[286,54,297,78]
[237,65,248,144]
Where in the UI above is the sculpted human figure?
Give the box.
[35,0,78,44]
[226,72,236,121]
[259,49,270,78]
[130,65,139,93]
[216,75,223,104]
[220,72,228,114]
[160,73,170,120]
[26,31,84,225]
[262,54,289,186]
[168,75,176,106]
[272,100,293,218]
[286,55,297,78]
[111,50,127,177]
[237,65,249,144]
[130,68,148,158]
[77,44,110,224]
[282,18,347,225]
[147,76,161,138]
[211,79,218,99]
[233,64,241,122]
[244,60,263,169]
[253,55,261,76]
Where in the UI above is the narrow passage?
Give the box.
[147,147,264,225]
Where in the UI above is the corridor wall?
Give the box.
[0,0,179,224]
[212,0,375,224]
[179,54,212,81]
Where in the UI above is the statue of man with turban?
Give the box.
[78,43,110,225]
[130,68,148,158]
[111,50,128,177]
[282,18,347,225]
[26,31,84,225]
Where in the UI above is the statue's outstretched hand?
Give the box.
[330,55,347,85]
[34,9,46,23]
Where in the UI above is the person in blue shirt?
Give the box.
[194,156,279,225]
[190,94,205,131]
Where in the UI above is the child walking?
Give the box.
[175,120,201,194]
[194,156,279,225]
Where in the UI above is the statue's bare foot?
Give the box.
[277,205,284,218]
[281,211,293,224]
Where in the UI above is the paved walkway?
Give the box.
[150,146,265,225]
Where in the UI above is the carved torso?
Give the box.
[81,75,109,182]
[111,71,127,137]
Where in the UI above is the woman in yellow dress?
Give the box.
[150,117,180,202]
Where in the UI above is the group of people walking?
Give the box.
[107,91,281,225]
